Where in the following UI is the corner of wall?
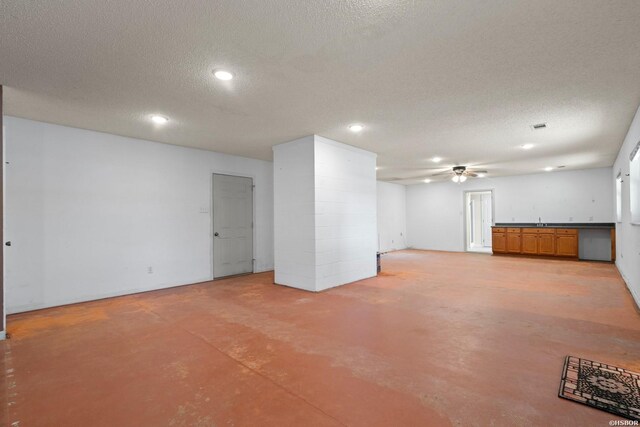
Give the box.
[616,259,640,310]
[611,103,640,311]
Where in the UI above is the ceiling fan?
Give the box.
[382,164,488,183]
[431,165,488,183]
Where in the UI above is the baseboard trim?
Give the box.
[628,285,640,314]
[7,270,275,316]
[615,262,640,314]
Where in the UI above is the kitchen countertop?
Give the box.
[493,223,615,229]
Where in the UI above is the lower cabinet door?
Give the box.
[492,233,506,253]
[538,233,556,255]
[556,235,578,257]
[521,233,538,254]
[507,233,522,253]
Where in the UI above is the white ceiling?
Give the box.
[1,0,640,184]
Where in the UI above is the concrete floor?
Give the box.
[2,250,639,426]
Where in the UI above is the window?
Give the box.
[616,172,622,223]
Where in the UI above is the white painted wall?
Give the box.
[406,167,613,252]
[314,136,377,291]
[273,136,316,291]
[4,117,274,313]
[273,135,377,292]
[612,104,640,307]
[376,181,407,253]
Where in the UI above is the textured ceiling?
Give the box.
[1,0,640,184]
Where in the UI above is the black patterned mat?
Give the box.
[559,356,640,420]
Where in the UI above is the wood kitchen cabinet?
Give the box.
[538,233,556,255]
[520,228,555,255]
[491,226,584,259]
[492,232,506,253]
[556,232,578,257]
[506,229,522,253]
[491,225,615,260]
[521,230,538,254]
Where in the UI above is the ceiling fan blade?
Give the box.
[466,173,478,177]
[430,171,452,177]
[393,166,451,172]
[386,173,434,181]
[468,169,487,174]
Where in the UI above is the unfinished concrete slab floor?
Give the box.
[2,250,639,426]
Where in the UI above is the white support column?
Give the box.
[273,135,377,292]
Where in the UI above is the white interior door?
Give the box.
[213,174,253,278]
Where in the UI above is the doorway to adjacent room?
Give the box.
[464,190,493,253]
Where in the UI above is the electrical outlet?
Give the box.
[569,217,573,221]
[147,266,153,274]
[589,216,593,221]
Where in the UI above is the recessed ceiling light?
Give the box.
[477,173,486,178]
[424,179,431,183]
[150,115,169,124]
[432,157,442,163]
[213,70,234,80]
[349,124,364,132]
[544,166,553,172]
[522,144,534,150]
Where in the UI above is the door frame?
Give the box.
[1,86,4,339]
[210,171,256,280]
[462,189,495,252]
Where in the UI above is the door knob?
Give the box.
[214,232,219,237]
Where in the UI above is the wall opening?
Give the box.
[464,190,493,253]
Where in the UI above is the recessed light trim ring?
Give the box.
[213,69,234,80]
[150,114,169,124]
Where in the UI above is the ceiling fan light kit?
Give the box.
[452,165,468,183]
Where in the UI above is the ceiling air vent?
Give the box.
[531,123,547,130]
